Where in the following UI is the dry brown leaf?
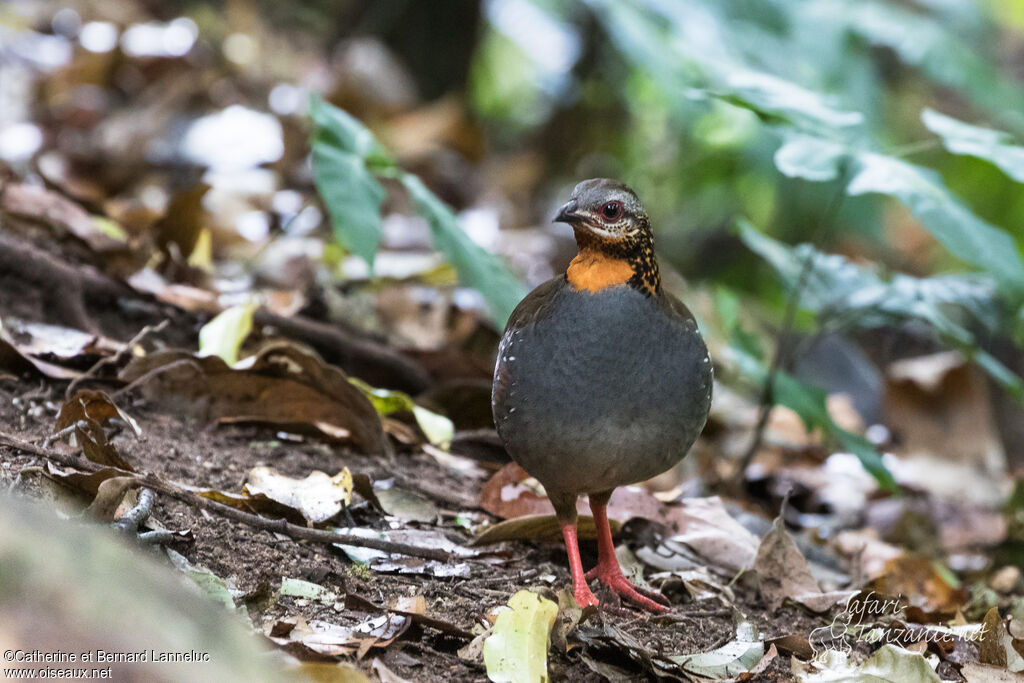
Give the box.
[119,342,386,454]
[1,183,125,252]
[657,497,761,574]
[55,389,141,435]
[480,462,665,523]
[753,515,856,612]
[866,555,968,620]
[266,614,410,660]
[472,514,615,545]
[884,352,1005,502]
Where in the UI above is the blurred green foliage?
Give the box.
[314,0,1024,484]
[310,95,527,324]
[466,0,1024,482]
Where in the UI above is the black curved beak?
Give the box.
[554,200,583,224]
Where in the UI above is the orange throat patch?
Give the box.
[566,250,635,293]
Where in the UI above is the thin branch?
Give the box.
[66,319,170,399]
[734,163,853,483]
[0,431,454,562]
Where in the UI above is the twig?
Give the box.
[112,487,156,534]
[0,431,453,562]
[66,320,170,399]
[734,162,852,484]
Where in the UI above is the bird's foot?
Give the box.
[572,584,600,610]
[586,565,670,613]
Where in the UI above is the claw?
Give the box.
[591,565,670,612]
[573,585,600,609]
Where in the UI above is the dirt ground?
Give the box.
[0,367,830,680]
[0,226,834,680]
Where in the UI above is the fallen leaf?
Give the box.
[244,466,353,525]
[634,497,760,576]
[867,556,967,620]
[280,578,339,604]
[979,606,1024,672]
[119,341,387,454]
[349,377,454,446]
[154,183,210,261]
[472,514,616,545]
[373,483,439,524]
[55,389,141,436]
[792,644,941,682]
[198,301,258,366]
[344,593,472,638]
[754,515,856,612]
[335,527,478,578]
[85,476,139,521]
[671,621,765,679]
[483,590,558,683]
[52,391,136,471]
[480,463,664,523]
[267,615,409,660]
[166,549,243,612]
[1,182,125,252]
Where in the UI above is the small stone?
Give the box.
[990,565,1021,594]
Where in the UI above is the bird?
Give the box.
[491,178,713,612]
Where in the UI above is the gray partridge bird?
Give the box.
[491,179,713,612]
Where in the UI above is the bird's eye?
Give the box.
[601,201,623,221]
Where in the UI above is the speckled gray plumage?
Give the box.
[492,277,712,512]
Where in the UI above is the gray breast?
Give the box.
[492,283,712,497]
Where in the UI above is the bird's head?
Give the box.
[556,178,660,295]
[555,178,651,246]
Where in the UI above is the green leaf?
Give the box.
[724,343,896,491]
[737,221,1024,404]
[835,1,1024,129]
[848,152,1024,296]
[198,301,258,366]
[279,577,339,604]
[719,70,863,135]
[923,109,1024,183]
[166,549,243,612]
[400,173,526,326]
[774,135,848,182]
[349,377,454,446]
[310,96,388,267]
[759,133,1024,299]
[483,590,558,683]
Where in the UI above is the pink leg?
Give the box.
[560,520,599,609]
[586,500,670,612]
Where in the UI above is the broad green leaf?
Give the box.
[279,578,339,604]
[923,109,1024,183]
[774,135,848,182]
[197,301,257,366]
[400,173,526,326]
[349,377,454,446]
[720,70,863,134]
[724,343,896,491]
[848,152,1024,297]
[166,549,243,612]
[310,96,388,267]
[483,590,558,683]
[764,132,1024,299]
[831,1,1024,129]
[737,221,1024,403]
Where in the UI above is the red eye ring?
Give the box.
[600,201,623,221]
